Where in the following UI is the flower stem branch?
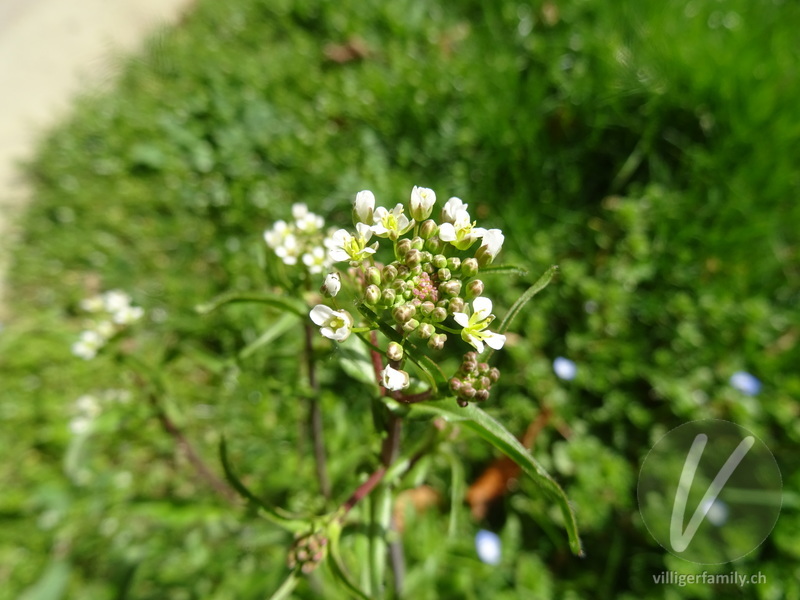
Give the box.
[304,322,331,500]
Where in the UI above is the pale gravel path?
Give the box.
[0,0,194,321]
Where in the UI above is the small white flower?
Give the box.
[328,223,377,263]
[302,246,327,274]
[291,203,308,220]
[72,330,105,360]
[553,357,577,381]
[453,297,506,353]
[477,229,504,263]
[294,204,324,233]
[409,186,436,221]
[309,305,353,342]
[69,416,93,435]
[103,290,131,314]
[112,305,144,326]
[372,204,413,240]
[322,272,341,297]
[439,210,486,251]
[274,232,300,265]
[264,220,290,250]
[79,295,105,313]
[475,530,502,565]
[354,190,376,224]
[75,394,102,418]
[441,197,469,224]
[380,365,410,391]
[95,320,116,339]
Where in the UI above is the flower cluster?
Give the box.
[264,203,334,274]
[299,186,506,403]
[287,530,329,574]
[72,290,144,360]
[449,352,501,406]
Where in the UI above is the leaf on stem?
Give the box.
[401,401,583,556]
[496,265,558,336]
[196,291,306,317]
[327,521,371,600]
[268,568,301,600]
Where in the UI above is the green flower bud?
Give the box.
[460,257,479,278]
[402,318,420,334]
[466,279,484,299]
[460,384,476,399]
[475,389,490,402]
[437,267,452,282]
[391,279,406,292]
[479,376,492,389]
[405,249,422,267]
[449,297,466,314]
[425,236,444,253]
[489,367,500,383]
[382,288,397,305]
[417,323,435,339]
[420,219,438,240]
[441,280,462,298]
[387,342,404,362]
[431,307,448,322]
[393,304,416,323]
[366,266,381,286]
[432,254,447,269]
[411,236,424,250]
[397,238,412,257]
[383,264,398,283]
[396,265,410,279]
[365,284,381,305]
[428,333,446,350]
[447,257,462,272]
[419,301,435,316]
[449,377,463,392]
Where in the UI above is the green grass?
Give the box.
[3,0,800,598]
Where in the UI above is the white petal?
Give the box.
[310,305,334,326]
[453,312,470,327]
[484,332,506,350]
[438,223,457,242]
[472,297,493,318]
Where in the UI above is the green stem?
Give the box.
[304,322,331,500]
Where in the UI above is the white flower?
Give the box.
[302,246,328,274]
[441,197,469,224]
[95,320,116,338]
[102,290,131,314]
[75,394,102,418]
[475,530,502,565]
[409,186,436,221]
[322,273,341,297]
[372,204,413,240]
[291,203,308,220]
[72,330,105,360]
[476,229,505,264]
[354,190,376,224]
[328,223,377,263]
[274,232,300,265]
[309,305,353,341]
[112,305,144,326]
[264,220,290,250]
[453,297,506,353]
[293,204,324,233]
[553,357,577,381]
[439,209,486,251]
[79,294,105,313]
[380,365,410,391]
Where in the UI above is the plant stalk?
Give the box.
[304,322,331,500]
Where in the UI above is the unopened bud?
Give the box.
[466,279,484,299]
[382,288,397,305]
[397,238,412,257]
[449,297,466,314]
[387,342,404,362]
[431,307,448,322]
[393,304,416,323]
[366,266,381,286]
[411,236,424,250]
[447,257,462,272]
[432,254,447,269]
[460,384,476,399]
[383,264,398,283]
[365,284,381,305]
[420,219,438,240]
[402,318,420,333]
[396,265,410,279]
[405,249,422,267]
[479,376,491,389]
[441,280,462,298]
[489,367,500,383]
[321,273,341,297]
[460,258,479,278]
[428,333,446,350]
[418,323,435,339]
[419,301,435,316]
[437,268,452,282]
[475,389,490,402]
[425,236,444,253]
[449,377,463,392]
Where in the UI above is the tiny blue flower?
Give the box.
[553,356,577,381]
[729,371,761,396]
[475,530,501,565]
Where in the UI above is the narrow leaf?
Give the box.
[219,438,308,532]
[196,291,305,317]
[402,400,582,556]
[497,265,559,335]
[239,312,299,360]
[328,522,371,600]
[268,569,301,600]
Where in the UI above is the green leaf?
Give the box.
[196,291,305,317]
[497,265,559,336]
[401,400,583,556]
[238,312,299,360]
[219,437,309,532]
[443,449,465,538]
[327,521,371,600]
[18,560,70,600]
[336,335,380,390]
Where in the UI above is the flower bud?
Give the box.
[447,257,462,272]
[478,362,489,373]
[391,279,406,292]
[410,186,436,221]
[449,377,463,392]
[396,265,410,279]
[321,273,341,297]
[411,236,424,250]
[419,301,435,316]
[432,254,447,269]
[366,266,381,286]
[460,384,476,399]
[441,280,462,298]
[393,304,416,324]
[475,389,490,402]
[387,342,404,362]
[397,238,412,257]
[479,376,492,389]
[449,297,466,314]
[365,284,381,305]
[405,249,422,268]
[425,236,444,253]
[383,264,398,283]
[428,333,446,350]
[382,288,396,305]
[431,307,448,322]
[489,367,500,383]
[437,268,452,282]
[402,318,420,334]
[466,279,484,299]
[417,323,435,339]
[461,257,479,278]
[420,219,438,240]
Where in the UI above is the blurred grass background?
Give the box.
[2,0,799,598]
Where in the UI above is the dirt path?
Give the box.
[0,0,194,322]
